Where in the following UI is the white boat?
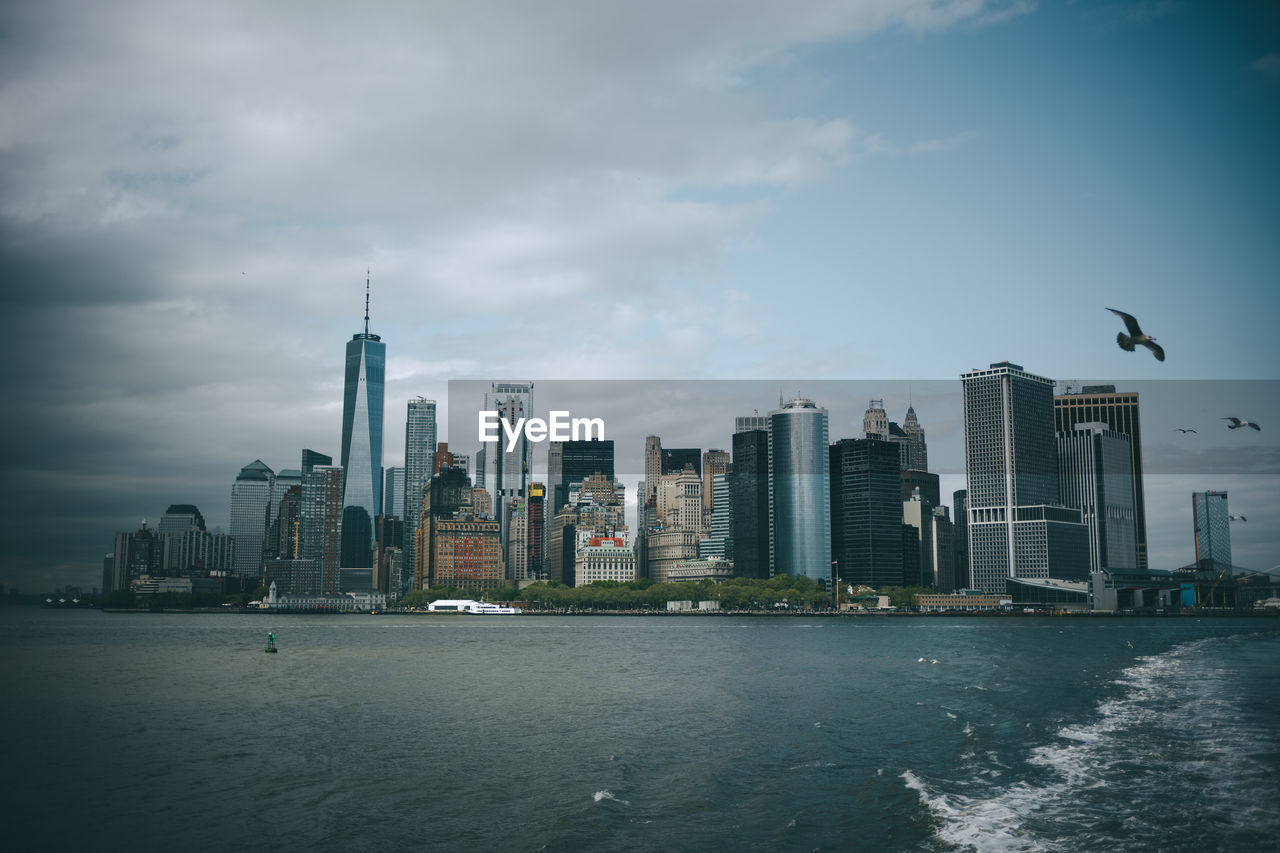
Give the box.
[427,598,521,615]
[467,602,521,615]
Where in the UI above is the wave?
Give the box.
[593,790,629,805]
[904,632,1280,851]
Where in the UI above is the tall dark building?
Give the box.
[527,483,546,579]
[830,437,904,589]
[662,448,701,477]
[952,489,968,589]
[730,430,770,579]
[901,525,921,588]
[159,505,205,535]
[1053,385,1148,569]
[554,439,615,516]
[340,276,386,570]
[899,470,940,507]
[301,449,332,474]
[267,486,302,560]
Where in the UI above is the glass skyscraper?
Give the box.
[1192,490,1232,573]
[731,429,770,579]
[768,398,831,584]
[230,459,274,576]
[1057,423,1136,573]
[340,281,385,568]
[1053,385,1148,568]
[830,437,903,589]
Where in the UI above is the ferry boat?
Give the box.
[466,601,521,615]
[427,598,521,615]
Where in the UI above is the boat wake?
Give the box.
[903,632,1280,851]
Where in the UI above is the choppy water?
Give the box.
[1,610,1276,851]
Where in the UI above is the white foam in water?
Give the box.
[901,770,1047,852]
[593,790,629,805]
[905,633,1279,850]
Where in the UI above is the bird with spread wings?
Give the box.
[1107,308,1165,361]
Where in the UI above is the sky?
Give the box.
[2,0,1278,593]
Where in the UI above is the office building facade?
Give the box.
[961,362,1089,592]
[403,397,437,580]
[830,437,903,589]
[768,398,831,583]
[1192,490,1232,573]
[340,285,386,566]
[1057,422,1137,573]
[730,429,770,579]
[1054,385,1148,568]
[230,459,274,577]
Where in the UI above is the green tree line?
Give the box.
[396,574,876,611]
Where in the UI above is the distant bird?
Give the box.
[1230,515,1247,522]
[1223,417,1262,431]
[1173,428,1197,434]
[1107,308,1165,361]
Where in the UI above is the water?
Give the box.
[1,610,1276,851]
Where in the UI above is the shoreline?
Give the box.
[84,607,1279,618]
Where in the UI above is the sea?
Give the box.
[1,609,1277,852]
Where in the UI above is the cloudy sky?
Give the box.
[2,1,1277,593]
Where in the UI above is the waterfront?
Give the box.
[2,609,1276,851]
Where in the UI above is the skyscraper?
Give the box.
[403,397,437,578]
[230,460,274,577]
[158,504,205,536]
[662,448,701,476]
[482,381,533,546]
[1192,490,1232,574]
[1054,385,1148,568]
[384,467,405,523]
[830,437,903,589]
[340,276,386,569]
[527,482,546,579]
[702,449,730,517]
[902,405,928,472]
[768,398,831,583]
[961,362,1089,593]
[952,489,968,589]
[554,439,615,517]
[1057,422,1136,573]
[301,448,332,474]
[861,400,889,440]
[700,472,732,559]
[730,429,769,579]
[644,435,663,500]
[300,465,344,593]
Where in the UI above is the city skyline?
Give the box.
[2,3,1278,592]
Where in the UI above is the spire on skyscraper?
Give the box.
[364,269,371,336]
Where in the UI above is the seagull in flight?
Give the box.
[1107,308,1165,361]
[1223,417,1262,431]
[1230,515,1247,522]
[1173,428,1197,434]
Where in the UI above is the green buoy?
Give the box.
[265,632,277,653]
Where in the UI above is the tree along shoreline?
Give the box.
[396,575,915,612]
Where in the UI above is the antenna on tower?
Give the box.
[364,269,371,335]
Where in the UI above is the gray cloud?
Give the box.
[2,1,1030,591]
